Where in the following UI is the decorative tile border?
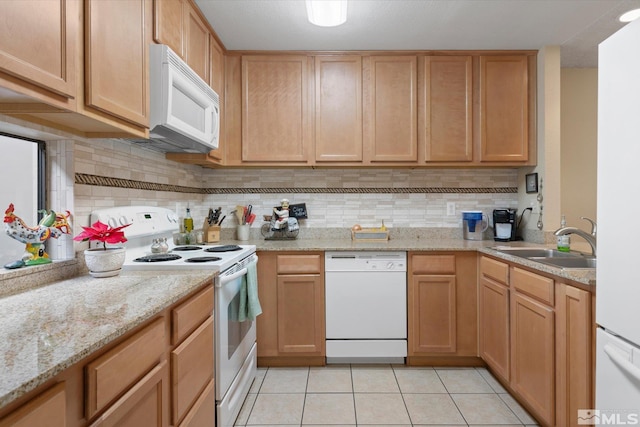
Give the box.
[75,173,517,194]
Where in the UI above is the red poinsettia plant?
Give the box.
[73,221,130,250]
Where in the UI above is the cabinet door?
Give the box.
[153,0,184,57]
[365,56,418,162]
[478,277,510,382]
[0,0,77,98]
[423,56,473,162]
[208,37,225,162]
[89,361,169,427]
[242,55,310,163]
[256,251,278,357]
[556,284,592,427]
[479,55,529,162]
[277,274,324,354]
[85,0,150,127]
[315,55,363,162]
[0,383,65,427]
[511,292,554,426]
[176,379,215,427]
[171,317,214,425]
[409,275,456,354]
[184,2,210,82]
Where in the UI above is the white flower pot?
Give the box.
[84,247,126,278]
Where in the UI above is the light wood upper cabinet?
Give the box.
[208,37,225,162]
[422,56,473,162]
[0,1,77,99]
[184,2,210,83]
[241,55,311,163]
[153,0,185,57]
[315,55,363,162]
[479,55,529,162]
[365,56,418,162]
[85,0,151,127]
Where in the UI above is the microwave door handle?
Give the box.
[217,267,248,287]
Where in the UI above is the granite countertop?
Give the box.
[0,269,215,410]
[248,237,596,287]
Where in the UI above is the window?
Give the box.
[0,133,45,267]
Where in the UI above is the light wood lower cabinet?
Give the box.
[85,318,167,419]
[479,256,594,427]
[0,382,66,427]
[408,252,479,364]
[0,281,214,427]
[88,361,169,427]
[256,251,325,365]
[479,257,511,382]
[510,290,555,426]
[555,283,593,427]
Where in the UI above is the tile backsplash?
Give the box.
[73,139,518,236]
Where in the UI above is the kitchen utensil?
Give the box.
[207,208,215,225]
[235,206,244,223]
[217,215,226,226]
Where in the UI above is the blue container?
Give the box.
[462,211,488,240]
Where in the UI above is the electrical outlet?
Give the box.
[447,202,456,216]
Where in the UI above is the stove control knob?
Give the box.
[108,217,118,228]
[386,262,395,270]
[119,216,128,226]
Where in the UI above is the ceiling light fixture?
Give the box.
[306,0,347,27]
[619,8,640,23]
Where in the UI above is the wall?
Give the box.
[518,46,561,243]
[560,68,598,233]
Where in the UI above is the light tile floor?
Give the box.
[235,365,540,426]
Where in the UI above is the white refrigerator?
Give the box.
[596,16,640,425]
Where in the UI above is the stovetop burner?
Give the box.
[185,256,223,263]
[204,245,242,253]
[172,245,203,251]
[134,254,182,262]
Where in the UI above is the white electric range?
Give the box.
[90,206,258,427]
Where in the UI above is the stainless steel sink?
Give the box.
[493,247,596,270]
[530,257,597,269]
[493,247,583,259]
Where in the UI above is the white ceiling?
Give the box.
[195,0,640,67]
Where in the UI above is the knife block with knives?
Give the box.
[204,207,223,243]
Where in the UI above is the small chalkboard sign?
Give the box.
[289,203,308,219]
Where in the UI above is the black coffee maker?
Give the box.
[493,208,518,241]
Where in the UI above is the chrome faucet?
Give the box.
[554,217,597,257]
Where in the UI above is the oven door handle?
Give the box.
[217,268,248,287]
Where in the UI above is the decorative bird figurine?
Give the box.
[4,203,72,267]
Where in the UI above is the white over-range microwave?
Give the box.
[129,44,220,154]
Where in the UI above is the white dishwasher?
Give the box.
[325,251,407,364]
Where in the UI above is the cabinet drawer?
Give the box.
[0,382,66,427]
[480,256,509,285]
[172,285,214,345]
[411,254,456,274]
[277,254,322,274]
[171,316,214,425]
[511,267,554,306]
[86,317,166,419]
[88,360,169,427]
[177,379,215,427]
